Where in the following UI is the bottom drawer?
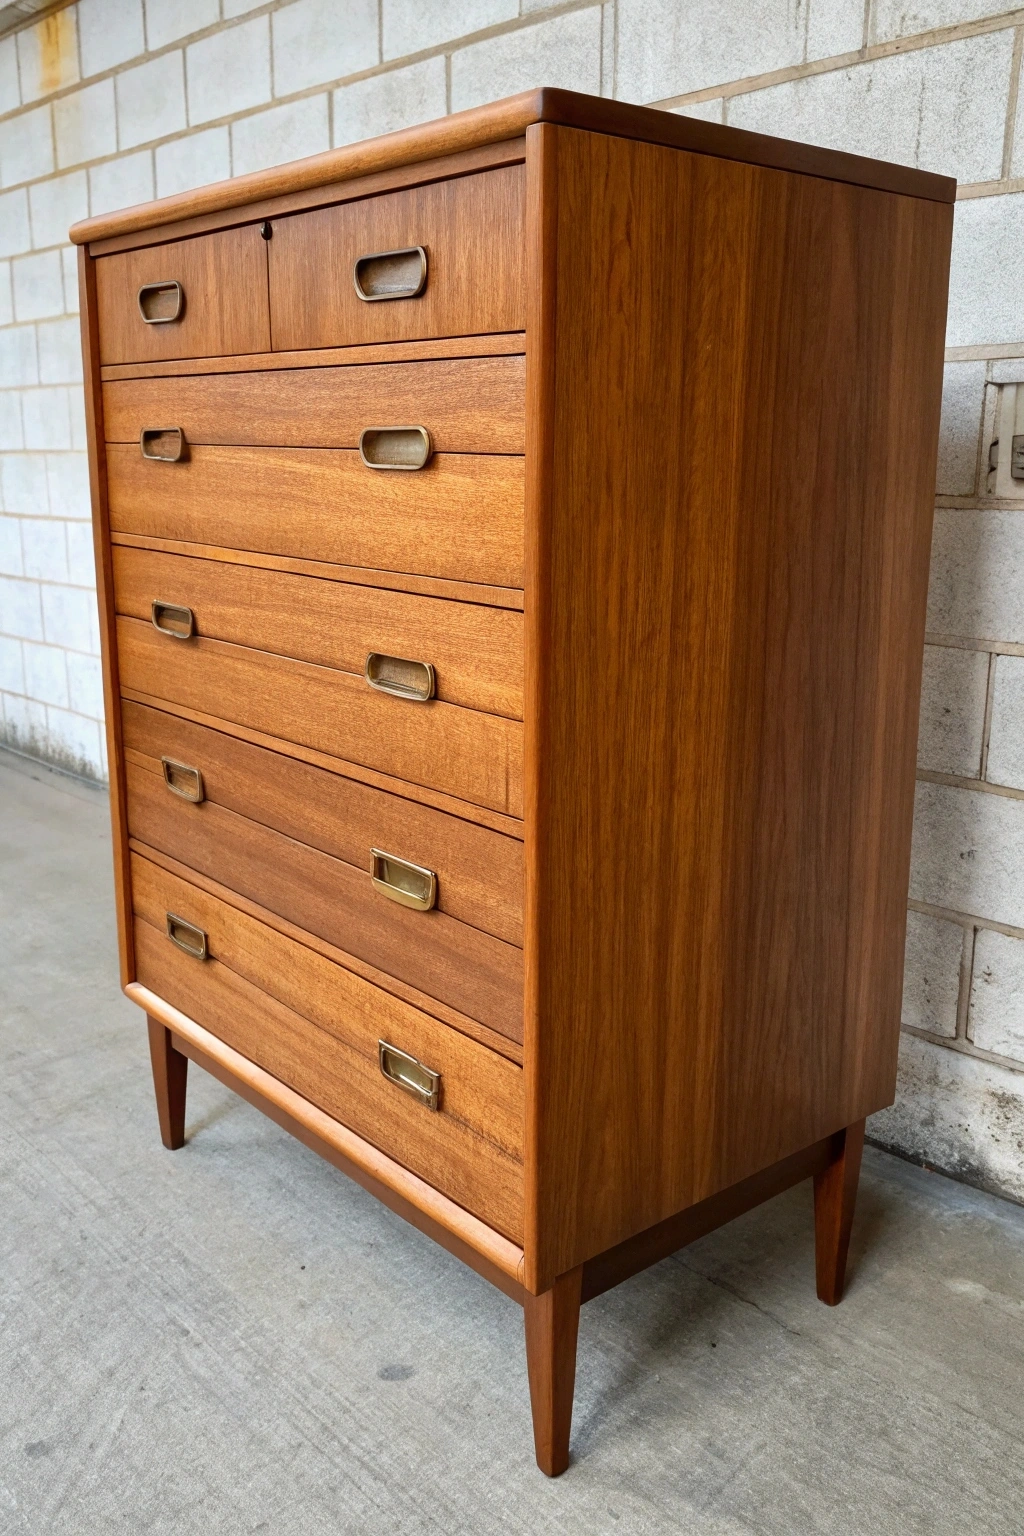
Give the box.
[131,851,523,1241]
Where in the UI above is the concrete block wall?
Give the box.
[1,0,1022,1201]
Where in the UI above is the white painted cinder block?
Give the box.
[22,387,72,451]
[726,31,1011,185]
[947,193,1024,351]
[0,575,44,641]
[20,517,67,582]
[272,0,377,98]
[144,0,220,52]
[928,509,1024,643]
[28,172,89,251]
[78,0,146,80]
[969,927,1024,1061]
[917,644,988,777]
[936,361,985,496]
[0,633,24,692]
[910,779,1024,929]
[61,248,79,315]
[41,582,98,654]
[222,0,268,15]
[0,514,22,577]
[985,654,1024,792]
[383,0,516,60]
[333,57,447,147]
[46,453,91,521]
[186,16,272,127]
[65,649,104,720]
[0,325,39,387]
[89,151,155,218]
[0,392,23,450]
[231,96,330,178]
[805,0,863,61]
[54,81,118,170]
[37,319,84,386]
[0,35,19,115]
[65,520,97,587]
[12,250,66,322]
[869,1032,1024,1203]
[22,638,68,707]
[17,10,80,104]
[0,189,32,258]
[42,705,103,773]
[154,126,231,197]
[1,452,47,514]
[672,101,724,124]
[902,909,963,1037]
[0,104,55,187]
[0,692,47,750]
[116,53,188,151]
[0,261,11,325]
[451,7,602,114]
[870,0,1012,45]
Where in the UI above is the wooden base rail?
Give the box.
[135,989,865,1478]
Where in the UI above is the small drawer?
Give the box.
[112,546,524,719]
[131,852,524,1240]
[117,615,523,817]
[124,756,523,1039]
[268,165,525,350]
[95,227,271,365]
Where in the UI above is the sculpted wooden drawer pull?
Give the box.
[370,848,437,912]
[140,427,185,462]
[137,279,184,324]
[364,652,435,702]
[353,245,427,302]
[378,1040,440,1111]
[151,600,194,639]
[160,756,204,804]
[165,912,207,960]
[359,426,432,471]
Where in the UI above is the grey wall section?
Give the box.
[0,0,1021,1199]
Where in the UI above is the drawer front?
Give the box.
[113,547,524,718]
[103,356,525,454]
[107,443,524,589]
[96,227,271,365]
[132,853,523,1239]
[117,617,523,816]
[269,165,525,350]
[123,701,523,946]
[126,759,523,1041]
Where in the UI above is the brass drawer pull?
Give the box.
[160,756,204,804]
[140,427,185,462]
[359,426,432,471]
[151,600,195,639]
[353,246,427,302]
[371,848,437,912]
[378,1040,440,1111]
[365,652,435,702]
[165,912,207,960]
[138,279,184,323]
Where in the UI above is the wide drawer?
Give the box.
[113,547,523,718]
[103,356,525,454]
[126,757,523,1040]
[268,165,525,350]
[131,852,523,1239]
[117,616,523,817]
[122,700,523,947]
[96,227,271,365]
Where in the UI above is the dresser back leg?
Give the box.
[147,1017,188,1150]
[523,1265,583,1476]
[813,1118,866,1305]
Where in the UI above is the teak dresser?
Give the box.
[71,88,954,1475]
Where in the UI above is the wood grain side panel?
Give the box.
[112,546,524,718]
[131,867,523,1239]
[125,759,524,1040]
[105,443,525,589]
[102,356,525,454]
[122,701,523,945]
[270,165,525,349]
[525,127,951,1287]
[95,226,271,364]
[116,616,523,816]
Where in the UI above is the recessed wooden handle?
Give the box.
[165,912,207,959]
[370,848,437,911]
[160,756,204,803]
[137,280,184,323]
[140,427,185,462]
[378,1039,440,1110]
[353,246,427,302]
[151,600,194,639]
[365,652,435,702]
[359,426,432,471]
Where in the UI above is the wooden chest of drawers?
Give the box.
[72,88,954,1475]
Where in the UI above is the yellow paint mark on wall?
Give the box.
[30,9,78,98]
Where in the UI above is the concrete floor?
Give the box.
[2,749,1024,1536]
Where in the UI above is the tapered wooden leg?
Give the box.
[147,1017,188,1150]
[813,1118,865,1305]
[523,1265,583,1477]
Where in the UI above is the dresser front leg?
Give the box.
[147,1017,188,1150]
[523,1265,583,1476]
[813,1118,866,1305]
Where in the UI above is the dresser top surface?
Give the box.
[69,85,955,250]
